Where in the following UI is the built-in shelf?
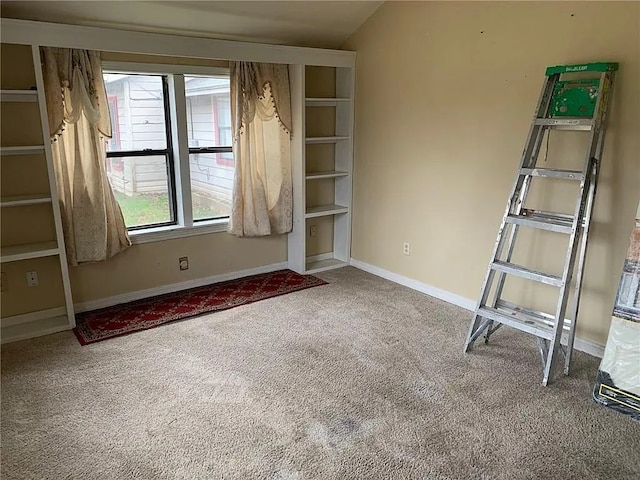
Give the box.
[305,170,349,180]
[0,145,45,156]
[305,204,349,219]
[1,194,52,207]
[1,241,59,263]
[305,136,350,144]
[306,256,348,274]
[1,306,67,328]
[0,89,38,102]
[1,315,70,344]
[305,97,350,107]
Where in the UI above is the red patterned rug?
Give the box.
[73,270,327,345]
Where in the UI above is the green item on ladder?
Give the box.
[463,62,617,385]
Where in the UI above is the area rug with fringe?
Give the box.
[73,270,327,345]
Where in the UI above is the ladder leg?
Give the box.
[564,161,599,375]
[537,337,549,368]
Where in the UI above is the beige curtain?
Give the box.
[41,47,130,266]
[229,62,292,236]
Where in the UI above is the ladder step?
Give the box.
[477,306,554,340]
[506,213,574,234]
[496,300,572,332]
[491,260,563,287]
[534,118,593,130]
[520,168,584,181]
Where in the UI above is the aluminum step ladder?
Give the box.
[464,62,618,385]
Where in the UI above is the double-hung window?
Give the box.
[103,64,233,242]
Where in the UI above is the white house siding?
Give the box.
[187,94,233,215]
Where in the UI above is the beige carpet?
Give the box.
[2,267,639,479]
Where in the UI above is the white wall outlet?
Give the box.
[1,272,7,292]
[309,225,317,238]
[26,271,39,287]
[403,242,410,256]
[179,257,189,271]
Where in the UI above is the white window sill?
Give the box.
[128,218,229,245]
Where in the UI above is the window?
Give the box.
[104,73,175,230]
[184,75,233,220]
[103,65,234,238]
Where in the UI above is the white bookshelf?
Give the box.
[0,89,38,102]
[0,145,45,156]
[288,64,354,275]
[305,170,349,180]
[1,194,52,207]
[0,241,60,262]
[0,46,76,343]
[305,136,350,144]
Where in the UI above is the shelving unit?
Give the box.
[1,43,75,344]
[288,64,355,274]
[305,136,350,144]
[305,171,349,180]
[1,194,52,207]
[0,89,38,102]
[0,145,45,155]
[0,242,60,262]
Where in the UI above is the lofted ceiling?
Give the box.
[0,1,383,49]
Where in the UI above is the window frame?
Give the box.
[102,62,233,243]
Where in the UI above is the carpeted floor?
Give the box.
[1,267,639,479]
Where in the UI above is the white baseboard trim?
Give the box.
[75,261,288,313]
[306,252,335,263]
[349,258,605,358]
[349,258,477,310]
[572,336,605,359]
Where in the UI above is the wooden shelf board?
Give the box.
[0,89,38,102]
[305,170,349,180]
[305,204,349,219]
[305,136,350,144]
[306,257,348,274]
[0,145,45,156]
[1,315,71,344]
[1,241,59,263]
[1,194,52,207]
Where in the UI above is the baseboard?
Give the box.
[349,258,477,310]
[306,252,335,263]
[349,258,605,358]
[75,261,288,313]
[572,336,605,358]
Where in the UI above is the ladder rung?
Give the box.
[491,260,563,287]
[477,306,554,340]
[506,213,574,234]
[496,300,572,332]
[534,118,594,130]
[520,168,584,181]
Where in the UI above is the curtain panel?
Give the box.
[41,47,130,266]
[229,62,293,237]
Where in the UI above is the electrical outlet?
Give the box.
[403,242,410,256]
[1,272,7,292]
[179,257,189,271]
[309,225,317,238]
[26,271,39,287]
